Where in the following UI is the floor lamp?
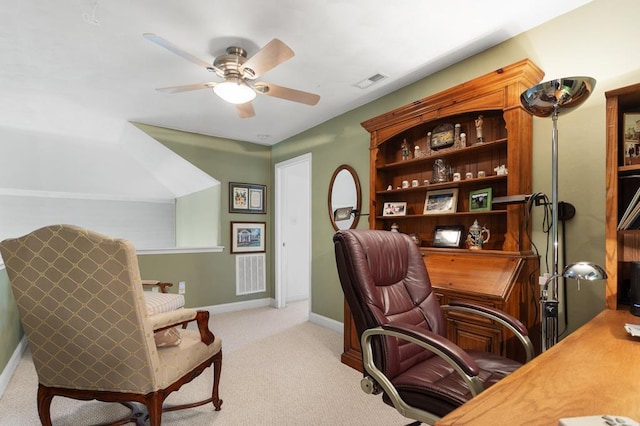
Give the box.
[520,77,606,351]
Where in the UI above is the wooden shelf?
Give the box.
[377,175,506,194]
[379,138,508,170]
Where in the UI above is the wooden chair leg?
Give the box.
[212,351,223,411]
[37,385,54,426]
[146,393,163,426]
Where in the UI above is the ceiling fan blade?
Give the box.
[236,102,255,118]
[255,82,320,106]
[155,82,216,94]
[143,33,219,72]
[241,39,294,78]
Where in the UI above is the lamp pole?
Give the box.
[520,77,597,351]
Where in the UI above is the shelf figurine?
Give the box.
[454,123,461,148]
[401,139,410,160]
[475,115,484,143]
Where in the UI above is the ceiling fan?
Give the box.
[143,33,320,118]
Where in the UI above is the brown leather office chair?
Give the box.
[0,225,222,426]
[333,229,533,425]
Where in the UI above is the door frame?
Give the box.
[274,153,312,309]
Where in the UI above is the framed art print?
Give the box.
[229,182,267,214]
[423,188,458,215]
[469,187,492,212]
[230,222,265,253]
[383,201,407,216]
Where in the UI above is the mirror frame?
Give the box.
[328,164,362,231]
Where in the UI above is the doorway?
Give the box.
[275,153,311,310]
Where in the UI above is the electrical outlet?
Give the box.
[179,281,186,294]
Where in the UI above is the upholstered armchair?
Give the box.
[0,224,222,426]
[333,229,533,425]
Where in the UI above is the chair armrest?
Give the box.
[149,309,216,345]
[442,301,534,362]
[360,323,484,425]
[141,280,173,293]
[362,323,484,394]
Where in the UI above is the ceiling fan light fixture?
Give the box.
[213,78,256,104]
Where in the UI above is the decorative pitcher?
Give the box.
[466,219,490,250]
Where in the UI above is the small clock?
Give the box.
[430,123,455,150]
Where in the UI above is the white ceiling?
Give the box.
[2,0,593,146]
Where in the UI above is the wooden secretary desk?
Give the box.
[342,59,544,370]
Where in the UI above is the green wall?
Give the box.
[0,270,21,372]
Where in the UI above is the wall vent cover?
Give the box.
[236,253,266,295]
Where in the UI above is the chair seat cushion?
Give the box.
[143,292,185,315]
[383,350,522,417]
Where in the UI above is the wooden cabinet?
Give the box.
[341,59,544,370]
[604,83,640,310]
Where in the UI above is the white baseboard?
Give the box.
[201,298,344,334]
[0,336,27,399]
[201,297,273,315]
[309,312,343,334]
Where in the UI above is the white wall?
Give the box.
[0,123,220,249]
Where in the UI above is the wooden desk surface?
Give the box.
[437,309,640,425]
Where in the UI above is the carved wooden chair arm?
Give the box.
[141,280,173,293]
[149,309,215,345]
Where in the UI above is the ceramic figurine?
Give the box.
[475,115,484,143]
[401,139,410,160]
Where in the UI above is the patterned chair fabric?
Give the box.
[0,224,222,425]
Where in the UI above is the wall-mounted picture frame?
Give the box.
[423,188,458,215]
[469,187,492,212]
[383,201,407,216]
[230,221,265,253]
[229,182,266,214]
[623,112,640,165]
[432,225,465,248]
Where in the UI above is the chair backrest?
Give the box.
[0,224,161,394]
[333,229,446,379]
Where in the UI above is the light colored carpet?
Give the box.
[0,301,409,425]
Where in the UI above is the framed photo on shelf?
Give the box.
[230,221,265,253]
[423,188,458,215]
[383,201,407,216]
[623,112,640,165]
[469,187,492,212]
[432,225,465,248]
[229,182,266,214]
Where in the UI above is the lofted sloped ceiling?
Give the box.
[2,0,594,147]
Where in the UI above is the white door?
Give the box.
[275,153,311,309]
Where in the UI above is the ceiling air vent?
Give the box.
[354,73,388,89]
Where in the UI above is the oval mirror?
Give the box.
[328,164,361,231]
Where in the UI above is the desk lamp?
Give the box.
[520,77,601,350]
[540,262,607,351]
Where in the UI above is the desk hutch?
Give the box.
[342,59,545,370]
